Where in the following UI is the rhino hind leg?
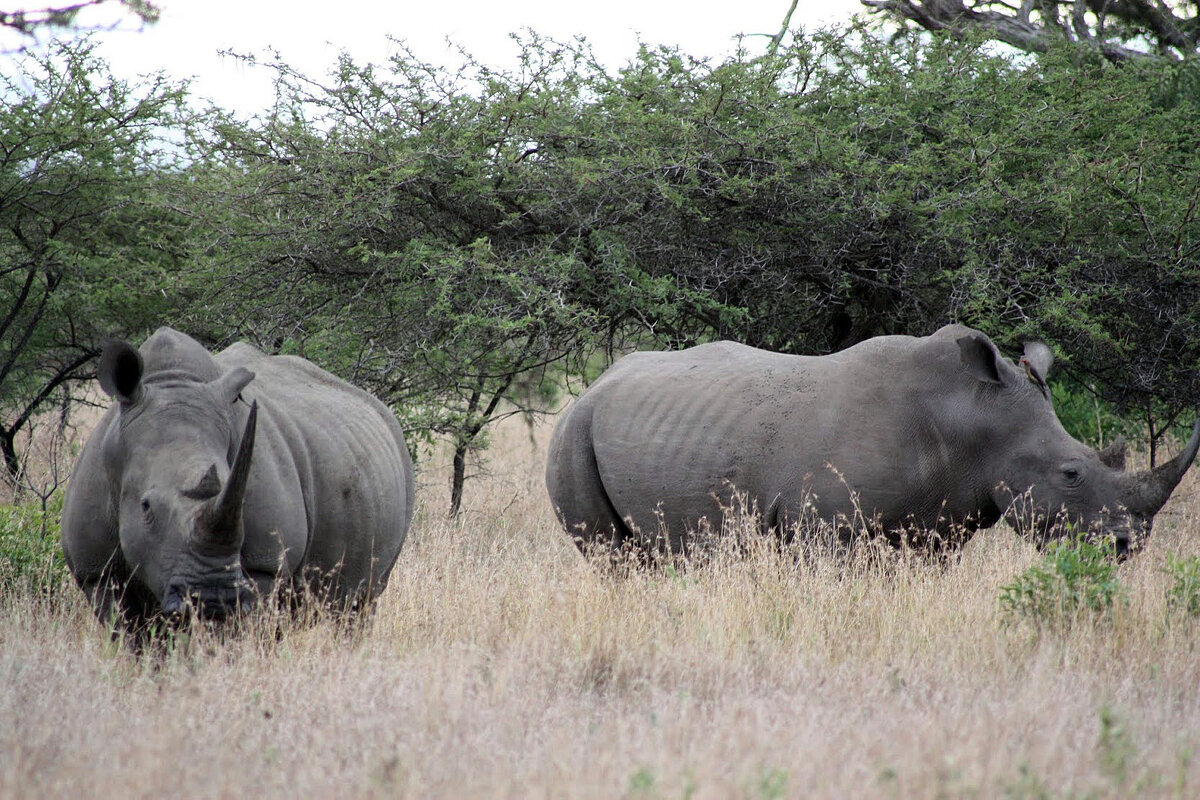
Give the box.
[546,401,635,556]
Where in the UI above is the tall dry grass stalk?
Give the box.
[3,413,1200,798]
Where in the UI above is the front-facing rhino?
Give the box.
[61,328,415,632]
[546,325,1199,556]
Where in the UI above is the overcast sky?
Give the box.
[11,0,866,115]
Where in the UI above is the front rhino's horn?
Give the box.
[199,401,258,554]
[1124,417,1200,516]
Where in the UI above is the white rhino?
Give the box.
[61,328,414,632]
[546,325,1199,555]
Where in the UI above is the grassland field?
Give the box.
[2,410,1200,799]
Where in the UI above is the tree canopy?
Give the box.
[4,22,1199,504]
[1,1,157,45]
[184,28,1199,489]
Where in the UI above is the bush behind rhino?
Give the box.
[0,494,69,600]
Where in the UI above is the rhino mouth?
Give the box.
[161,573,259,622]
[1038,515,1146,561]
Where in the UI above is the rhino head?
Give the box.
[958,334,1200,556]
[98,338,261,621]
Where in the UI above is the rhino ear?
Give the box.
[1022,341,1054,383]
[956,335,1003,385]
[213,366,255,404]
[98,339,144,406]
[1098,437,1128,471]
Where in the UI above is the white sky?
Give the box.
[10,0,867,115]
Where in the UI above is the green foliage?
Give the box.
[194,27,1200,440]
[0,494,68,598]
[627,765,656,795]
[0,1,160,39]
[753,768,789,799]
[999,535,1126,628]
[25,23,1184,508]
[1165,554,1200,618]
[1049,378,1142,448]
[866,0,1199,64]
[1001,763,1051,799]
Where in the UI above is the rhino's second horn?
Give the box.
[1124,417,1200,517]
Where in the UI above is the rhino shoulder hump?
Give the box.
[217,341,266,363]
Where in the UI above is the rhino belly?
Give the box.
[590,383,766,543]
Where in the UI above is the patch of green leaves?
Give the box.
[0,493,68,599]
[1049,378,1142,448]
[753,768,789,799]
[1165,554,1200,619]
[627,765,656,795]
[1001,762,1051,799]
[999,535,1125,629]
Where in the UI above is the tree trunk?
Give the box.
[449,437,469,518]
[1146,405,1158,468]
[0,427,19,482]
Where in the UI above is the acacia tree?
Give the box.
[187,37,743,514]
[863,0,1200,61]
[0,40,193,482]
[188,43,595,514]
[189,27,1200,509]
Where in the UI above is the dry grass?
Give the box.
[3,413,1200,799]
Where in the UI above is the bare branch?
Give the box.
[0,0,158,38]
[862,0,1200,61]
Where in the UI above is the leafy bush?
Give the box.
[1049,378,1142,448]
[0,494,68,599]
[1165,554,1200,618]
[999,535,1125,628]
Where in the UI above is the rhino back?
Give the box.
[216,344,414,598]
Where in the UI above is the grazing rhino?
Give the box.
[61,328,415,632]
[546,324,1199,556]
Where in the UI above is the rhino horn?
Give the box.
[1097,437,1127,471]
[1124,417,1200,516]
[198,401,258,554]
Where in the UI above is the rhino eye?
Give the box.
[1061,467,1083,487]
[140,498,154,524]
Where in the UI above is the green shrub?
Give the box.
[999,535,1125,629]
[0,493,69,599]
[1165,554,1200,619]
[1049,378,1142,448]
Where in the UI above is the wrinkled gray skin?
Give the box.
[547,325,1200,556]
[61,328,415,632]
